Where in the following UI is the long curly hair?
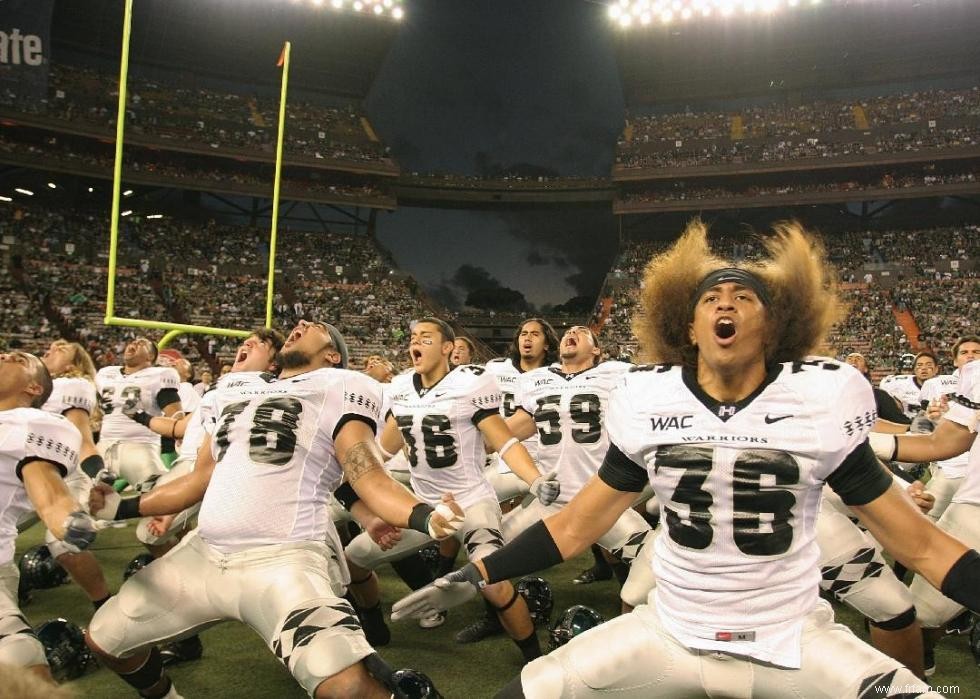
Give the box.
[50,340,97,381]
[633,220,844,367]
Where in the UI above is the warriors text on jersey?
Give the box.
[0,409,81,564]
[515,360,630,502]
[878,374,924,419]
[604,358,889,668]
[96,366,181,444]
[945,361,980,506]
[920,372,969,477]
[42,377,96,417]
[198,368,381,553]
[387,365,500,508]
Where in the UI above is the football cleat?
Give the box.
[160,635,203,667]
[454,614,502,644]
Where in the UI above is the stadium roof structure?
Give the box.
[51,0,401,99]
[609,0,980,106]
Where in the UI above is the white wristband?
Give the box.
[498,437,519,459]
[868,432,898,461]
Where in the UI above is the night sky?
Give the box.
[364,0,625,309]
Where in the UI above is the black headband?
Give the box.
[692,267,771,311]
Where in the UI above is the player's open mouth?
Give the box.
[236,349,248,363]
[714,318,737,345]
[410,348,423,362]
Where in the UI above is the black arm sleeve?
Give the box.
[471,407,498,426]
[15,458,68,482]
[156,388,181,411]
[825,439,894,506]
[941,549,980,614]
[597,444,648,493]
[332,414,377,441]
[334,482,361,511]
[874,388,911,425]
[481,520,565,584]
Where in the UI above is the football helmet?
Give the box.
[392,668,444,699]
[123,552,156,581]
[34,617,97,681]
[18,545,69,591]
[417,542,441,577]
[549,604,604,651]
[516,576,553,627]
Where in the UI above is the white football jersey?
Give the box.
[486,357,540,470]
[177,388,220,463]
[516,360,631,502]
[879,374,924,419]
[0,408,81,565]
[920,372,969,478]
[608,358,876,668]
[177,381,201,414]
[388,365,500,508]
[946,362,980,506]
[96,365,181,444]
[197,368,381,554]
[42,377,96,417]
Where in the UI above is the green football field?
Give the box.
[13,523,978,698]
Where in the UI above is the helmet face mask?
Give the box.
[549,604,605,651]
[34,617,97,681]
[516,576,553,627]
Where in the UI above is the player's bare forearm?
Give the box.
[853,483,970,589]
[892,419,975,463]
[343,441,416,528]
[141,437,214,515]
[544,476,636,558]
[481,414,539,484]
[22,460,79,539]
[64,408,100,461]
[504,409,537,442]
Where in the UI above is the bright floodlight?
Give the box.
[0,195,12,202]
[608,0,843,25]
[316,0,403,19]
[121,210,133,217]
[392,6,403,19]
[14,188,33,196]
[47,182,57,189]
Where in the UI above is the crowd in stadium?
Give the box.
[0,64,390,165]
[616,86,979,170]
[618,169,979,206]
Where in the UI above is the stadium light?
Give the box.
[0,195,11,202]
[607,0,844,26]
[14,188,33,196]
[123,189,134,196]
[121,210,133,217]
[47,182,57,189]
[146,214,164,219]
[311,0,402,19]
[87,187,94,193]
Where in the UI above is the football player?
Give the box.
[122,328,286,666]
[395,221,976,698]
[880,351,940,421]
[504,326,654,610]
[450,337,476,367]
[870,340,980,677]
[95,337,182,492]
[915,336,980,520]
[0,351,98,682]
[85,320,464,699]
[37,340,112,611]
[345,317,551,663]
[844,352,910,426]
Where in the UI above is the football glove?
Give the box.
[529,470,560,506]
[391,563,483,622]
[61,511,98,553]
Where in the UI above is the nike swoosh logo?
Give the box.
[764,414,793,424]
